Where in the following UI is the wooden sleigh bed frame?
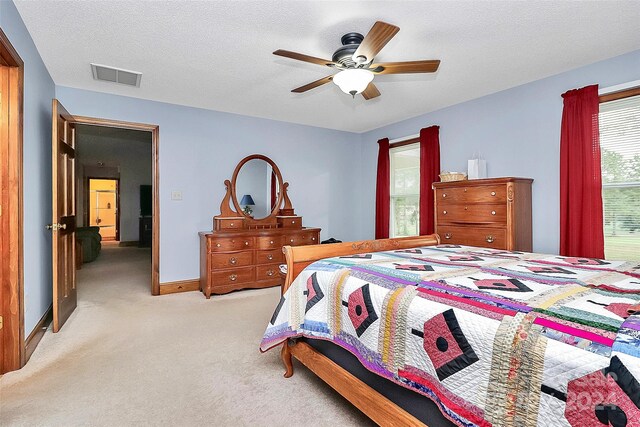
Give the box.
[279,234,441,427]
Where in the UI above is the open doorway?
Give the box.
[74,124,152,265]
[87,178,119,241]
[49,101,160,334]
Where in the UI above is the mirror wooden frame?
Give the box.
[214,154,295,230]
[230,154,284,221]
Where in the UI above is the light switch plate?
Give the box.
[171,191,182,201]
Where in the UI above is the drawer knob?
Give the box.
[216,243,221,248]
[442,193,447,198]
[292,220,296,224]
[444,233,452,240]
[267,254,273,260]
[229,274,238,281]
[491,211,496,215]
[244,241,249,246]
[311,237,316,241]
[270,240,274,245]
[267,270,275,277]
[290,239,294,243]
[443,210,448,215]
[230,223,234,226]
[229,257,237,265]
[486,236,495,243]
[491,191,496,196]
[464,206,468,211]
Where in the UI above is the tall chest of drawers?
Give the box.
[199,227,320,298]
[433,177,533,251]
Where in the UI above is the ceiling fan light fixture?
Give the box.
[275,21,438,101]
[332,69,374,97]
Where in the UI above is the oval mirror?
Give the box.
[231,155,283,220]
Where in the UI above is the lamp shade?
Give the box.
[332,69,374,96]
[240,194,255,206]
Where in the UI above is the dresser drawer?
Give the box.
[256,249,283,265]
[278,216,303,229]
[209,237,253,252]
[217,218,244,230]
[210,251,253,269]
[284,231,318,246]
[256,236,284,250]
[256,264,280,281]
[436,185,507,204]
[438,225,507,249]
[211,267,254,287]
[437,204,507,225]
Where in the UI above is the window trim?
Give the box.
[599,86,640,260]
[599,86,640,104]
[390,136,419,149]
[389,141,420,238]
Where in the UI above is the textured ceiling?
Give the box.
[15,1,640,133]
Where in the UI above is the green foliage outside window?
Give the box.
[392,196,419,237]
[601,148,640,261]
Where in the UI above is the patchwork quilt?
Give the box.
[260,245,640,427]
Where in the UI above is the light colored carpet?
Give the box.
[0,246,372,426]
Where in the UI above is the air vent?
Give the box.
[91,63,142,87]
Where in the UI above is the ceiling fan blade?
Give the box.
[274,49,335,67]
[352,21,400,64]
[371,60,441,75]
[291,75,334,93]
[361,82,381,100]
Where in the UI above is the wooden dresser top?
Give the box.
[433,177,533,189]
[199,227,321,238]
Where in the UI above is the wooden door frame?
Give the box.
[85,176,121,242]
[0,28,24,374]
[73,116,160,295]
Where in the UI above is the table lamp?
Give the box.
[240,194,255,215]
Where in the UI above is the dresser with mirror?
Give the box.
[199,154,320,298]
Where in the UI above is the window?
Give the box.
[390,144,420,237]
[600,91,640,260]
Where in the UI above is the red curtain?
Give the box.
[375,138,390,239]
[419,126,441,235]
[560,84,604,258]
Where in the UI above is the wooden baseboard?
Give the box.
[118,241,139,247]
[159,279,200,295]
[25,305,53,363]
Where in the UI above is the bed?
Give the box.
[260,235,640,426]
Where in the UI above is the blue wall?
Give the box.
[360,49,640,254]
[55,86,365,284]
[1,0,55,336]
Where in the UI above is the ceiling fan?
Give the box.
[274,21,440,100]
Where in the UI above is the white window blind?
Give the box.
[390,144,420,237]
[600,93,640,260]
